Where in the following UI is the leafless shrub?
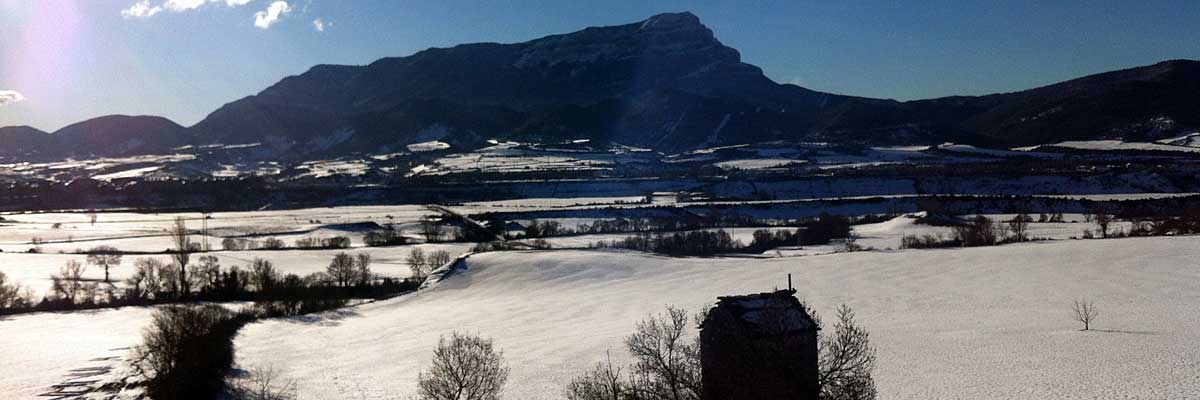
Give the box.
[952,215,1002,246]
[417,332,509,400]
[222,237,245,251]
[1008,213,1030,242]
[228,365,297,400]
[50,260,96,304]
[1072,298,1099,331]
[842,231,863,252]
[565,353,628,400]
[0,271,34,310]
[429,250,453,270]
[261,238,286,250]
[131,305,244,399]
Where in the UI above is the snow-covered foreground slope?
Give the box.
[235,237,1200,399]
[0,307,157,399]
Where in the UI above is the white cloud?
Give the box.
[0,90,25,107]
[254,1,292,29]
[312,17,328,32]
[121,0,253,19]
[163,0,207,12]
[121,0,163,18]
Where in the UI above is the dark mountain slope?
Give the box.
[5,14,1199,160]
[52,115,186,157]
[0,126,54,157]
[188,12,864,156]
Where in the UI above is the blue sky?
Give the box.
[2,0,1198,131]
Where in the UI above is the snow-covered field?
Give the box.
[1026,140,1200,153]
[3,203,1199,399]
[0,307,157,399]
[234,235,1200,399]
[0,205,468,299]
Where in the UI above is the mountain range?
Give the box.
[3,12,1198,160]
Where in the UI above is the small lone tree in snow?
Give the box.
[417,332,509,400]
[1008,213,1031,242]
[86,245,123,283]
[1085,207,1114,238]
[1072,298,1099,331]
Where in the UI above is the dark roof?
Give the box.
[712,290,819,336]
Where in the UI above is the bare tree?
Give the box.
[565,353,627,400]
[86,245,123,283]
[842,231,863,252]
[228,365,297,400]
[250,258,278,292]
[169,217,192,295]
[1008,214,1031,242]
[192,255,222,293]
[421,217,445,243]
[326,252,357,287]
[223,237,245,251]
[819,305,877,400]
[407,248,429,280]
[127,258,165,300]
[354,253,373,286]
[429,250,453,271]
[953,215,1000,246]
[50,260,94,304]
[0,271,33,309]
[1072,298,1099,331]
[417,332,509,400]
[623,306,702,400]
[1084,206,1115,238]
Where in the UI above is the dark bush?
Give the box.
[900,234,961,249]
[799,213,852,245]
[364,230,407,247]
[132,305,254,400]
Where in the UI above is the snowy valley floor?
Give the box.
[232,236,1200,399]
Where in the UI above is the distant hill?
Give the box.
[0,116,184,159]
[3,13,1199,159]
[53,115,186,157]
[0,126,53,157]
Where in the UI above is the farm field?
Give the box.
[232,236,1200,399]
